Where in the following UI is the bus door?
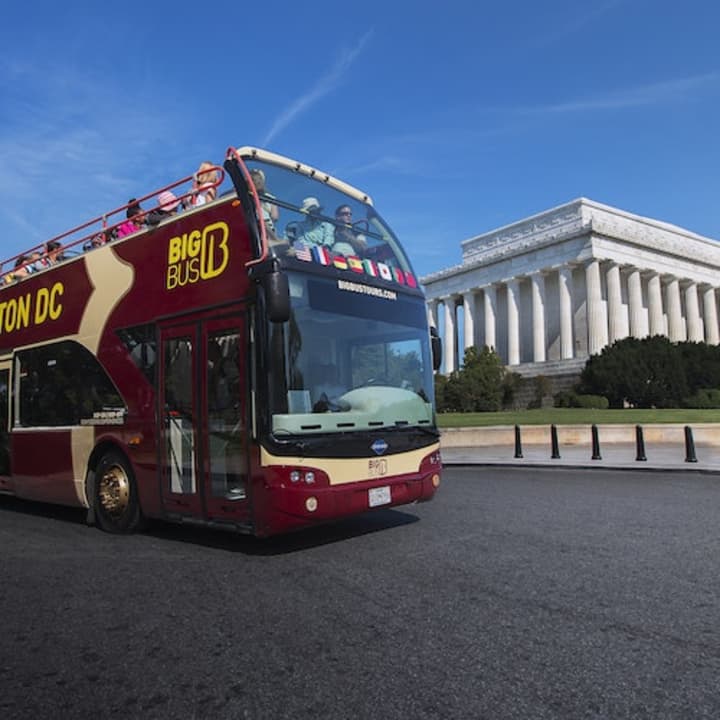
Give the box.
[0,358,10,489]
[159,318,249,521]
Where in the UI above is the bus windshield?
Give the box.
[244,158,413,273]
[268,272,435,436]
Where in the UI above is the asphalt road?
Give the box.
[1,467,719,720]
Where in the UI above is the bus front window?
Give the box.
[268,273,435,437]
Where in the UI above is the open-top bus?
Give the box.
[0,146,442,537]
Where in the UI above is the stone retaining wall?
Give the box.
[441,424,720,448]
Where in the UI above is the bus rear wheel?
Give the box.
[94,450,143,533]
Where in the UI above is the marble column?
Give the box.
[483,285,497,351]
[530,273,546,362]
[665,279,684,342]
[685,283,703,343]
[702,286,719,345]
[647,274,664,337]
[506,279,520,366]
[558,266,574,359]
[606,263,627,343]
[627,269,644,339]
[442,297,456,374]
[462,291,475,353]
[585,260,607,355]
[427,299,439,329]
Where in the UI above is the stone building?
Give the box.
[421,198,720,386]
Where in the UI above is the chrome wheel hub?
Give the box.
[98,465,130,518]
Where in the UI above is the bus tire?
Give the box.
[93,450,144,534]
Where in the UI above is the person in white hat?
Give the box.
[295,197,335,247]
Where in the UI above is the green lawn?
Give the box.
[437,408,720,428]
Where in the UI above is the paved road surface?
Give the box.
[1,467,719,719]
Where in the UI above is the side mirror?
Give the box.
[263,271,290,323]
[430,326,442,371]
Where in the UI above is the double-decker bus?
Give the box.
[0,146,442,537]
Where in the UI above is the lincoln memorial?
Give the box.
[421,198,720,382]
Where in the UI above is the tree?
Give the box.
[443,346,505,412]
[580,336,688,408]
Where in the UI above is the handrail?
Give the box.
[1,165,225,284]
[226,146,268,268]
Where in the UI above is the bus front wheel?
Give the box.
[93,450,143,533]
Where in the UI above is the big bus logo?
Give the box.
[166,221,230,290]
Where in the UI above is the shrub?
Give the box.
[574,394,609,410]
[682,388,720,409]
[580,336,687,408]
[553,391,608,409]
[554,390,578,408]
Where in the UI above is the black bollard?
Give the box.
[514,424,523,459]
[591,424,602,460]
[551,424,561,459]
[635,424,647,462]
[684,425,698,463]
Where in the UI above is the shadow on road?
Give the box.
[0,495,87,525]
[0,494,419,554]
[145,507,420,555]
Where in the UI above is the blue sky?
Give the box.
[1,0,719,278]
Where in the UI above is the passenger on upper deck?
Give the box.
[189,162,219,207]
[147,191,182,226]
[332,204,367,257]
[295,197,335,247]
[5,256,31,283]
[45,241,65,265]
[27,250,47,273]
[117,199,146,238]
[249,169,279,234]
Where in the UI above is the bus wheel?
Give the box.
[94,450,143,533]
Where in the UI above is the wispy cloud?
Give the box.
[513,71,720,115]
[0,62,188,247]
[262,30,373,145]
[536,0,626,46]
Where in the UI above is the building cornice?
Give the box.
[421,197,720,285]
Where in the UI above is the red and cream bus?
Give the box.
[0,146,441,537]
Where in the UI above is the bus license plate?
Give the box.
[368,486,391,507]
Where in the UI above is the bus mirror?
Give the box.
[263,271,290,323]
[430,326,442,371]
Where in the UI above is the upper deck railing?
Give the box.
[1,164,226,285]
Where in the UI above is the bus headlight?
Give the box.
[290,470,301,483]
[304,471,315,485]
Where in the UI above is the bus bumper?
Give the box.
[259,467,440,536]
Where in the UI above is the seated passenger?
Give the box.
[27,250,47,273]
[7,255,31,283]
[312,364,348,412]
[332,204,367,257]
[189,162,219,207]
[250,169,279,233]
[45,241,65,265]
[147,190,182,226]
[295,197,335,247]
[117,199,146,238]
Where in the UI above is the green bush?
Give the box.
[554,390,577,408]
[553,391,608,409]
[682,388,720,409]
[574,394,609,409]
[580,336,687,408]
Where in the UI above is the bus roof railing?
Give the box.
[1,165,225,284]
